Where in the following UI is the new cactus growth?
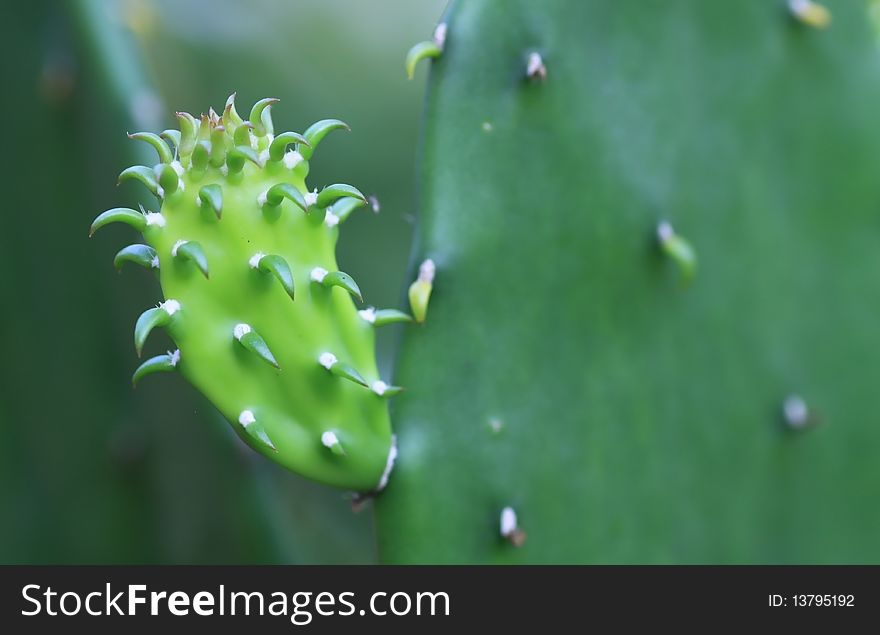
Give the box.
[90,95,398,492]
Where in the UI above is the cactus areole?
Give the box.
[91,96,399,492]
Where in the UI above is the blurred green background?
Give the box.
[0,0,445,563]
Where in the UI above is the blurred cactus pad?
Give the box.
[375,0,880,563]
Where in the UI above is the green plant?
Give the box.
[375,0,880,563]
[91,97,402,493]
[92,0,880,563]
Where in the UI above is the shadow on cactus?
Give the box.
[90,95,408,492]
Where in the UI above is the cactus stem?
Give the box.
[500,507,526,547]
[234,323,280,369]
[321,430,346,456]
[788,0,831,29]
[657,221,697,282]
[409,258,435,323]
[526,52,547,81]
[783,395,811,429]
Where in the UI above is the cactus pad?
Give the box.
[91,96,395,492]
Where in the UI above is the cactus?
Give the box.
[374,0,880,563]
[88,0,880,564]
[91,96,399,493]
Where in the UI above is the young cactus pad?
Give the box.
[90,96,396,492]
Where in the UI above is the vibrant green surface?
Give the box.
[378,0,880,562]
[94,102,394,491]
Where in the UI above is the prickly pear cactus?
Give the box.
[91,96,400,492]
[377,0,880,562]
